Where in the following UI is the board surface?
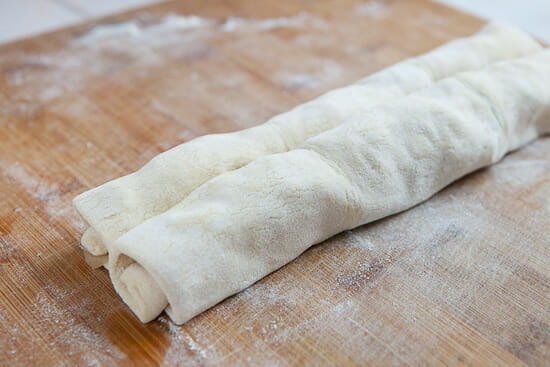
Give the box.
[0,0,548,365]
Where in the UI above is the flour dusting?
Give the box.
[0,311,21,360]
[6,138,541,365]
[0,160,80,226]
[277,72,320,91]
[274,60,343,91]
[221,13,316,32]
[355,1,389,18]
[78,14,213,44]
[157,315,211,364]
[33,285,125,366]
[77,12,320,45]
[79,22,142,42]
[1,10,330,114]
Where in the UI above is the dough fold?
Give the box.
[110,50,550,324]
[73,22,542,266]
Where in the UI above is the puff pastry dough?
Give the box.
[74,22,541,268]
[109,50,550,323]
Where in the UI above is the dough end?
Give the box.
[81,228,108,256]
[118,262,168,323]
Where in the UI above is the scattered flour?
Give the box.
[157,315,211,364]
[274,60,343,91]
[1,11,330,113]
[220,72,248,88]
[276,72,321,91]
[32,285,125,366]
[355,1,389,18]
[0,160,80,226]
[78,14,214,44]
[79,22,142,42]
[78,12,320,45]
[321,60,344,80]
[221,13,318,32]
[0,310,23,361]
[488,158,548,186]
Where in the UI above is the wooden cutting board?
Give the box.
[0,0,548,365]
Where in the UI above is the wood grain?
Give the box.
[0,0,548,365]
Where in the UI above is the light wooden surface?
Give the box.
[0,0,548,365]
[3,0,550,45]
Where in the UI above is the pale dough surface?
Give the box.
[73,22,542,266]
[109,50,550,324]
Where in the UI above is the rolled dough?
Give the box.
[73,22,542,267]
[109,50,550,324]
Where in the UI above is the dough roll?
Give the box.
[110,50,550,324]
[73,22,541,265]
